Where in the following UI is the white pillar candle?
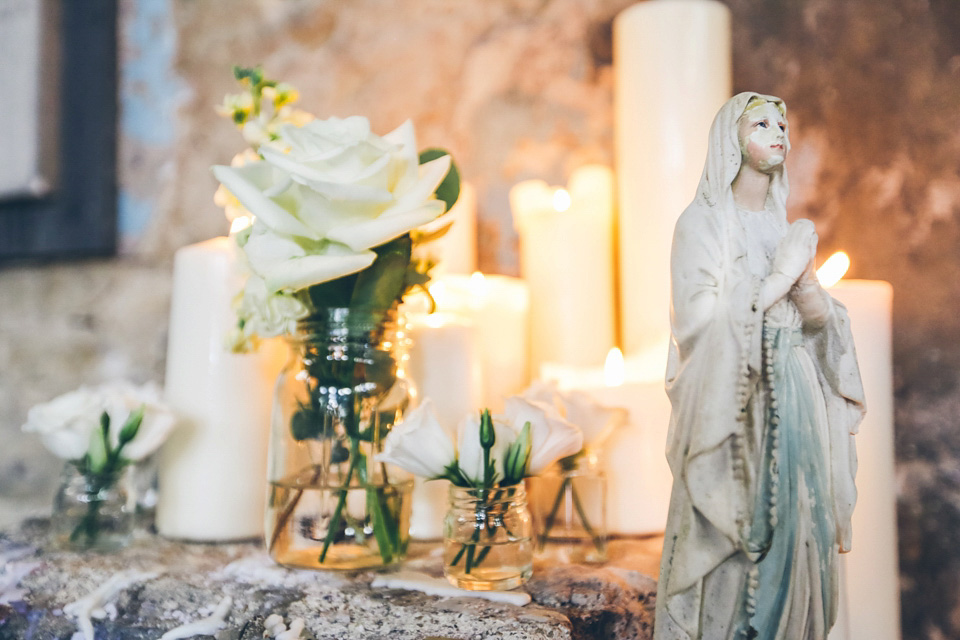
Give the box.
[614,0,731,355]
[828,279,900,640]
[433,182,478,275]
[428,274,531,413]
[405,312,483,539]
[541,346,673,535]
[511,165,617,372]
[158,237,286,541]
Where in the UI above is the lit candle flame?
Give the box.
[816,252,850,288]
[230,215,253,235]
[470,271,486,292]
[552,188,572,213]
[604,347,625,387]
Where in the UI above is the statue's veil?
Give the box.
[695,91,790,220]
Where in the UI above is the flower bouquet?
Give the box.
[211,68,460,570]
[379,396,583,589]
[22,382,175,551]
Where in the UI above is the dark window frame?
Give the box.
[0,0,117,262]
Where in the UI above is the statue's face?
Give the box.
[737,101,788,173]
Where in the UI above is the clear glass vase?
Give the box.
[443,484,533,591]
[530,454,608,563]
[51,463,133,552]
[265,307,413,570]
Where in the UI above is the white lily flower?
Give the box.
[456,413,516,486]
[377,399,456,479]
[502,396,583,475]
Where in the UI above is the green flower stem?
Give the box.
[71,493,103,546]
[357,453,397,565]
[538,477,571,549]
[268,464,323,553]
[570,482,604,553]
[319,439,360,563]
[538,476,605,554]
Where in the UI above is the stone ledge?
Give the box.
[0,520,660,640]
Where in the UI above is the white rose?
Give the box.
[456,413,516,486]
[236,273,309,338]
[97,381,177,462]
[21,382,176,463]
[377,399,456,479]
[212,117,451,293]
[22,386,102,460]
[521,381,626,451]
[503,396,583,476]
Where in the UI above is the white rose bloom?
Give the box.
[237,273,309,338]
[502,396,583,476]
[456,413,516,486]
[98,381,177,461]
[22,387,102,460]
[377,399,456,479]
[521,381,626,451]
[557,389,626,451]
[22,382,176,463]
[212,116,451,293]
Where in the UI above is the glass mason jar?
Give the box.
[443,485,533,591]
[51,463,133,552]
[530,454,608,563]
[265,307,414,570]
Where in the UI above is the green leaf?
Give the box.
[349,235,413,311]
[86,413,110,474]
[302,272,360,311]
[418,148,460,213]
[502,421,532,485]
[291,408,322,441]
[118,406,144,448]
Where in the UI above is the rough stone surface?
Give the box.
[2,1,960,637]
[0,520,661,640]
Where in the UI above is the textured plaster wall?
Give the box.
[1,0,959,637]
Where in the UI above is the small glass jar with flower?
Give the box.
[379,396,583,590]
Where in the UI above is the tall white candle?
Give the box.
[511,165,617,372]
[614,0,731,355]
[405,312,483,539]
[158,237,286,541]
[828,279,900,640]
[427,274,531,412]
[432,182,478,275]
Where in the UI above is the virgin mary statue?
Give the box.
[654,92,866,640]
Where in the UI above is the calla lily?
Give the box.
[503,397,583,475]
[456,413,516,486]
[377,399,456,479]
